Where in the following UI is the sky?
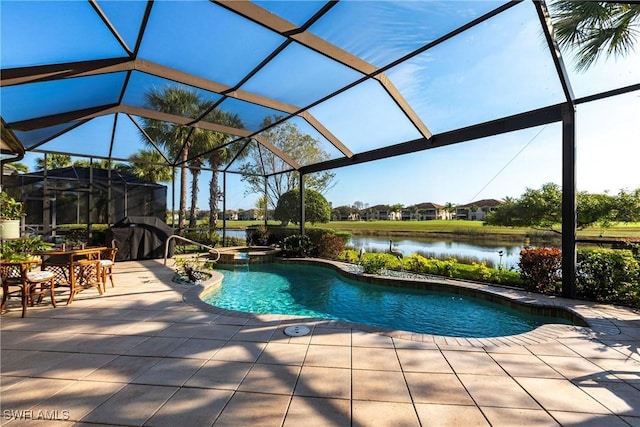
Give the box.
[3,1,639,212]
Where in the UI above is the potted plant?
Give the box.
[0,191,23,240]
[1,236,52,262]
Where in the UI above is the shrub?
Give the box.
[472,262,492,281]
[174,256,214,283]
[519,247,562,293]
[402,254,455,277]
[282,234,313,257]
[361,253,388,274]
[576,248,640,306]
[338,248,359,263]
[246,224,269,245]
[435,258,457,277]
[317,233,345,260]
[0,236,53,261]
[404,254,430,273]
[490,269,523,286]
[184,230,219,247]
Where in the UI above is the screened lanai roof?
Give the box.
[0,1,638,175]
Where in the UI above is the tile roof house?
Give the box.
[455,199,503,220]
[412,202,452,220]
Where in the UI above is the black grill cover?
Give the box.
[106,216,175,261]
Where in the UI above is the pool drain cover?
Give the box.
[284,325,310,337]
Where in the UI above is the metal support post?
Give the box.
[561,103,577,298]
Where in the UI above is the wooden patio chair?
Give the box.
[99,247,118,292]
[0,259,56,317]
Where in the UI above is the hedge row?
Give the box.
[518,247,639,307]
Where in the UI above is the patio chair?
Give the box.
[99,247,118,292]
[0,259,56,317]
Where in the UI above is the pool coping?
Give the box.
[182,257,630,348]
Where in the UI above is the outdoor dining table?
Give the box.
[33,247,106,304]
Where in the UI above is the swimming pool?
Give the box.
[203,263,575,338]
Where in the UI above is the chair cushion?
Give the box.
[99,260,114,267]
[26,271,55,282]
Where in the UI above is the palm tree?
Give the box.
[182,109,245,231]
[141,86,210,234]
[124,149,173,184]
[186,148,206,229]
[444,202,456,220]
[7,162,28,173]
[201,110,245,233]
[550,1,640,71]
[35,154,71,170]
[73,159,114,169]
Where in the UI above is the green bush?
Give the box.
[183,230,219,247]
[361,253,389,274]
[282,234,313,257]
[246,224,269,245]
[576,248,640,306]
[339,250,522,286]
[519,247,562,293]
[316,233,345,260]
[0,236,53,261]
[403,254,456,277]
[304,227,329,245]
[472,261,492,281]
[454,263,523,286]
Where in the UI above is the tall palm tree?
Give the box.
[141,86,210,234]
[125,149,173,184]
[184,110,245,231]
[201,110,245,233]
[187,145,206,229]
[550,1,640,71]
[35,153,71,170]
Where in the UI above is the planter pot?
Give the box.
[0,219,21,240]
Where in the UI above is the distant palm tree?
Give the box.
[35,154,71,170]
[73,159,114,170]
[550,1,640,71]
[444,202,456,219]
[125,149,173,184]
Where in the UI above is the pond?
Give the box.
[218,229,558,270]
[348,236,531,269]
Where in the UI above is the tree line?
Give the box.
[484,183,640,229]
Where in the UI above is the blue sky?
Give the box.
[4,1,639,212]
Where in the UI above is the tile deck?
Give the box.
[1,258,639,426]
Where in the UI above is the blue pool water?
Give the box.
[204,263,573,338]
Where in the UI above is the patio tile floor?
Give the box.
[1,258,639,426]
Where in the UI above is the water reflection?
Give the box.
[349,236,530,269]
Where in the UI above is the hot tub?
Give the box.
[213,246,281,264]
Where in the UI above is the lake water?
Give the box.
[348,236,528,269]
[218,229,541,269]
